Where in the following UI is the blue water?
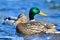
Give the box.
[0,0,60,40]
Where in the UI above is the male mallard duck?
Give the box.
[29,7,47,21]
[14,7,58,37]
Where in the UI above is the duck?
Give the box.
[13,13,28,25]
[14,7,47,24]
[2,13,28,25]
[13,7,58,37]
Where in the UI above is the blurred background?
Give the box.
[0,0,60,40]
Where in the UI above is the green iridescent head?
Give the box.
[29,7,47,20]
[30,7,40,14]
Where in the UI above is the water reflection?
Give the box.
[24,33,60,40]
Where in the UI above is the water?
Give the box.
[0,0,60,40]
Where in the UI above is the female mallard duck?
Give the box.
[13,7,58,37]
[13,13,28,25]
[2,13,28,25]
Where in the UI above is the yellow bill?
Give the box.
[39,11,47,16]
